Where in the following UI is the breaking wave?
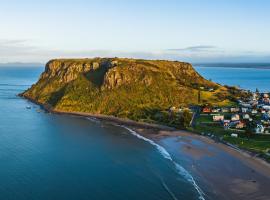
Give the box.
[86,117,101,124]
[120,125,205,200]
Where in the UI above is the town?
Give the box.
[189,90,270,162]
[166,90,270,162]
[200,92,270,135]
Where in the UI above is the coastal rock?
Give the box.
[21,57,238,120]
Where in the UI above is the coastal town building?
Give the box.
[230,107,240,113]
[236,121,245,129]
[251,109,258,114]
[231,114,240,121]
[221,108,229,113]
[212,108,220,113]
[202,107,211,113]
[255,124,265,134]
[241,107,249,113]
[243,114,250,119]
[213,115,224,121]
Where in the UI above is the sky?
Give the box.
[0,0,270,63]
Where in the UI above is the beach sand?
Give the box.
[134,128,270,200]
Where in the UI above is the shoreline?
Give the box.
[22,95,270,166]
[22,95,270,199]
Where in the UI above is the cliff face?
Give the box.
[22,58,233,121]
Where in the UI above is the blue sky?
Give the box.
[0,0,270,63]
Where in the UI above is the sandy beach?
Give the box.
[134,128,270,200]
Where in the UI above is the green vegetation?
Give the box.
[193,113,270,160]
[22,58,240,128]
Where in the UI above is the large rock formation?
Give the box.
[22,57,236,121]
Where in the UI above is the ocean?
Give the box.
[1,64,269,200]
[194,63,270,92]
[0,66,203,200]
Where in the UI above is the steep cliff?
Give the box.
[22,58,236,121]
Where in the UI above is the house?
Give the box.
[230,107,240,113]
[223,120,231,129]
[253,93,258,100]
[251,109,258,114]
[231,114,240,121]
[243,114,250,119]
[262,105,270,111]
[236,121,245,129]
[255,124,265,134]
[249,100,258,107]
[231,133,238,138]
[213,115,224,122]
[241,107,249,113]
[221,108,229,113]
[264,129,270,135]
[262,97,270,104]
[263,93,269,98]
[262,113,270,121]
[202,107,211,113]
[240,103,252,108]
[212,108,220,113]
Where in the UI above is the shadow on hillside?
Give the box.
[47,85,67,107]
[84,60,111,87]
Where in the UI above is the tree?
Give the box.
[198,89,201,104]
[245,120,255,139]
[182,109,193,128]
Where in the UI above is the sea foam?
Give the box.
[120,125,205,200]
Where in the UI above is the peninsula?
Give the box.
[21,57,245,128]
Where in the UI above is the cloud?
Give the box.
[0,39,27,45]
[0,39,37,56]
[167,45,217,52]
[0,40,269,64]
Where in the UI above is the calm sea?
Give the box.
[0,66,203,200]
[1,64,268,200]
[194,63,270,92]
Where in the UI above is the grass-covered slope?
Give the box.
[22,58,239,121]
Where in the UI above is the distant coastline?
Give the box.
[0,63,43,67]
[193,63,270,69]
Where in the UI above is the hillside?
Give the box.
[21,58,243,125]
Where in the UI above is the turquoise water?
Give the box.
[0,66,203,200]
[194,64,270,92]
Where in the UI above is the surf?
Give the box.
[119,125,205,200]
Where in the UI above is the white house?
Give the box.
[243,114,250,119]
[263,93,269,98]
[255,124,265,134]
[241,107,249,113]
[262,105,270,111]
[212,108,220,113]
[213,115,224,121]
[251,109,258,114]
[230,107,240,112]
[231,114,240,121]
